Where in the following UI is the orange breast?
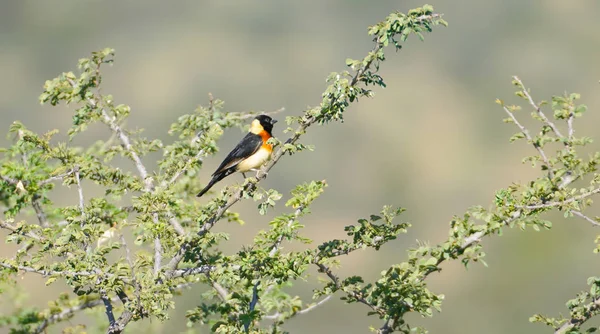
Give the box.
[259,130,273,151]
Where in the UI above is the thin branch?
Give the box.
[514,76,564,139]
[315,263,385,316]
[65,77,153,192]
[168,149,205,186]
[33,299,104,334]
[0,220,43,241]
[567,110,575,142]
[269,206,303,257]
[99,108,152,191]
[74,166,85,217]
[39,169,75,186]
[0,174,19,185]
[211,281,230,301]
[31,196,49,228]
[153,236,162,276]
[171,265,219,278]
[502,104,553,178]
[570,210,600,227]
[0,261,125,282]
[264,295,332,320]
[168,217,185,236]
[120,234,141,309]
[554,299,600,334]
[519,187,600,210]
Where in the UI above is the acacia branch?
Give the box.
[0,261,128,283]
[65,77,153,192]
[264,295,332,320]
[519,187,600,210]
[33,299,104,334]
[315,263,386,317]
[0,219,44,241]
[514,76,564,139]
[554,299,600,334]
[269,206,303,257]
[502,104,553,178]
[570,210,600,227]
[74,166,85,217]
[39,169,75,186]
[162,11,416,276]
[0,174,19,185]
[31,195,49,228]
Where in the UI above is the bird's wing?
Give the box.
[212,132,263,176]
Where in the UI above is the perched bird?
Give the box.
[197,115,277,197]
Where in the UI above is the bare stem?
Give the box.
[570,210,600,227]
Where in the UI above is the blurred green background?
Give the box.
[2,1,600,333]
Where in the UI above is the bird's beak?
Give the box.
[271,119,278,125]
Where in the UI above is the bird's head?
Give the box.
[250,115,277,135]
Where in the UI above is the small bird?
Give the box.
[197,115,277,197]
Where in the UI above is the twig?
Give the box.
[519,187,600,210]
[0,175,19,185]
[164,192,245,276]
[0,261,126,282]
[170,265,219,278]
[212,281,230,301]
[567,110,574,142]
[31,196,49,228]
[554,299,600,334]
[120,234,141,309]
[65,77,153,192]
[31,282,194,334]
[269,207,303,257]
[153,236,162,276]
[74,166,85,217]
[0,220,43,241]
[514,76,564,139]
[315,263,385,316]
[502,105,553,177]
[168,217,185,236]
[570,210,600,227]
[39,169,75,186]
[33,299,104,334]
[168,149,205,186]
[264,295,332,320]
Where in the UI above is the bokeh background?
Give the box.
[2,1,600,333]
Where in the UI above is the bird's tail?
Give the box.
[196,171,228,197]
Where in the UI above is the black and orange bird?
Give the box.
[197,115,277,197]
